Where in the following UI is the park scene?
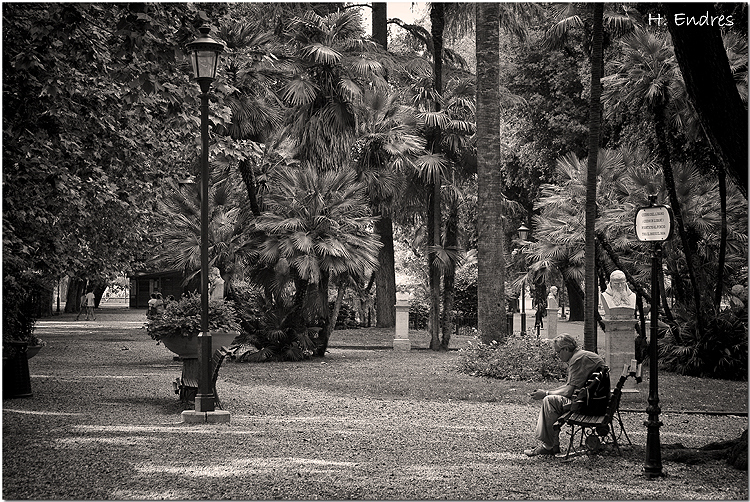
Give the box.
[3,2,748,500]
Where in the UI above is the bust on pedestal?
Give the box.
[601,270,636,319]
[546,286,559,339]
[601,270,639,393]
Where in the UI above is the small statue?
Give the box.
[601,270,636,310]
[208,267,225,301]
[547,286,558,309]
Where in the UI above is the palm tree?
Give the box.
[351,89,426,328]
[583,3,604,352]
[475,3,506,344]
[544,2,638,352]
[251,165,382,356]
[530,149,625,324]
[152,167,258,295]
[280,9,388,170]
[473,3,544,344]
[602,27,704,331]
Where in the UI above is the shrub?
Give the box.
[457,333,567,382]
[329,301,359,329]
[659,308,748,381]
[409,297,429,329]
[233,293,319,363]
[228,281,266,334]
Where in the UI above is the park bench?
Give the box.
[554,362,641,460]
[173,345,236,409]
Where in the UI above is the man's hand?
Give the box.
[529,389,547,400]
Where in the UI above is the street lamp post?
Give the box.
[635,193,673,479]
[186,24,223,414]
[517,225,530,333]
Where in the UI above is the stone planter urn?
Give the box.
[3,342,32,398]
[26,345,43,359]
[160,331,240,359]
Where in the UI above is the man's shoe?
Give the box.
[524,445,560,457]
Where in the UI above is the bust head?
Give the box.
[605,270,634,306]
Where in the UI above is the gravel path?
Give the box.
[3,307,747,500]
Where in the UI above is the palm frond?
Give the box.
[283,76,319,106]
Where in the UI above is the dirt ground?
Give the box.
[3,305,747,500]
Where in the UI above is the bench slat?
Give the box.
[566,412,606,425]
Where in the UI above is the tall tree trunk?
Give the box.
[441,198,458,350]
[584,3,604,352]
[371,2,397,328]
[237,158,262,216]
[374,215,396,327]
[427,183,441,349]
[565,277,585,321]
[64,277,87,313]
[666,3,748,199]
[92,283,107,308]
[427,3,444,350]
[331,281,346,333]
[476,3,507,343]
[659,266,676,325]
[372,3,387,49]
[654,103,703,328]
[715,162,728,310]
[315,271,331,357]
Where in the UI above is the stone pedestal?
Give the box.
[546,307,558,339]
[393,292,411,351]
[602,304,639,393]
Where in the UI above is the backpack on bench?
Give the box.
[570,365,610,416]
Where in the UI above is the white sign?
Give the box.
[635,205,673,242]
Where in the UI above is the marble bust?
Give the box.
[208,267,225,301]
[601,270,636,316]
[547,286,558,309]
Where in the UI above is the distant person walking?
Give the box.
[75,293,86,321]
[85,290,96,321]
[534,302,545,331]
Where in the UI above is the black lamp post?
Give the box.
[517,225,530,333]
[186,24,223,413]
[635,193,673,479]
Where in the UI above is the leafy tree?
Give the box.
[3,3,208,316]
[497,26,589,214]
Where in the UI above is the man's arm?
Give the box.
[529,384,576,400]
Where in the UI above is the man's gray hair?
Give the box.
[553,333,578,352]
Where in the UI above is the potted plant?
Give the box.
[147,293,242,358]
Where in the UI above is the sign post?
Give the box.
[634,194,673,479]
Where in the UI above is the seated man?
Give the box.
[524,333,604,456]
